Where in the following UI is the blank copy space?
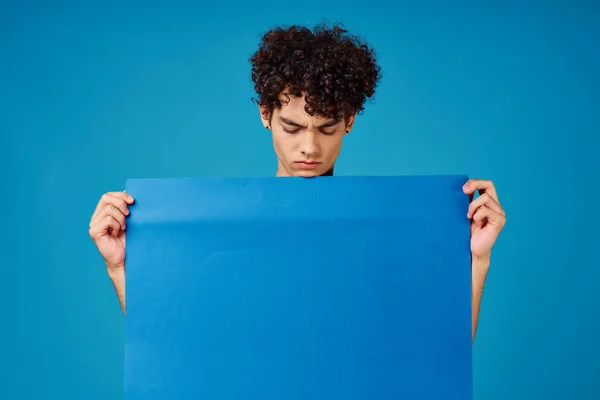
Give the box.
[124,175,472,400]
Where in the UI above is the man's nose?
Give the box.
[299,131,320,157]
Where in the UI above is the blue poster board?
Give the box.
[124,175,472,399]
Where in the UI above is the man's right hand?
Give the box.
[89,191,135,274]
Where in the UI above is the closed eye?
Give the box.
[282,127,336,135]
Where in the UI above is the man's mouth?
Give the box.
[295,161,321,170]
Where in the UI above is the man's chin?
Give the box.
[292,169,325,178]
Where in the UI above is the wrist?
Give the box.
[472,254,490,286]
[106,262,125,280]
[472,253,491,268]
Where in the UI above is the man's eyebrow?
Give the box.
[279,116,341,129]
[279,117,305,128]
[316,119,341,129]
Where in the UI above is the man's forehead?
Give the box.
[277,108,337,125]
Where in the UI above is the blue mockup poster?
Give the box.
[124,175,473,399]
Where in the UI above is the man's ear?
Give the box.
[344,112,357,134]
[259,105,271,129]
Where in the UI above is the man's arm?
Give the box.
[462,179,506,343]
[471,256,490,343]
[108,267,126,316]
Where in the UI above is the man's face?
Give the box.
[260,91,355,177]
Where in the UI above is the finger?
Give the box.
[472,205,506,230]
[92,193,114,220]
[91,203,126,227]
[91,204,127,229]
[92,193,131,221]
[485,207,507,229]
[113,191,135,204]
[467,193,504,218]
[463,179,500,204]
[472,206,488,227]
[92,192,134,220]
[89,215,122,239]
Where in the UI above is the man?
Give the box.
[89,23,506,342]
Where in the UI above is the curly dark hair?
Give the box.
[250,22,382,122]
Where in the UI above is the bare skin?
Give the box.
[89,92,507,343]
[89,191,132,314]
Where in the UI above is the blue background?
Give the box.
[1,0,598,399]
